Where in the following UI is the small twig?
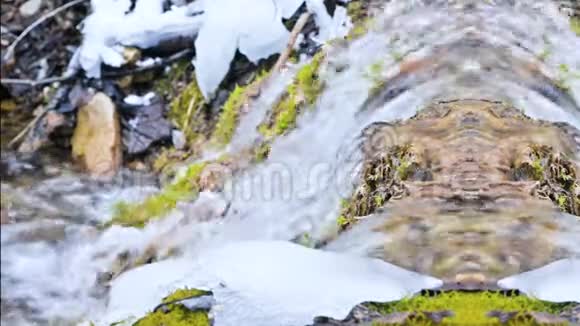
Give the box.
[272,12,311,72]
[3,0,89,63]
[244,12,310,98]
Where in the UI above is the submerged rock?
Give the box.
[71,92,122,178]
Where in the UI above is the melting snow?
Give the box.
[498,259,580,302]
[78,0,349,98]
[97,241,442,326]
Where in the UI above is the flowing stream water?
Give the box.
[1,0,580,325]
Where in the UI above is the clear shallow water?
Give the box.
[2,0,580,325]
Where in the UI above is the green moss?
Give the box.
[259,53,325,137]
[108,162,207,227]
[338,145,416,230]
[345,0,370,41]
[571,17,580,36]
[531,158,544,180]
[212,85,246,146]
[347,1,365,22]
[337,214,356,228]
[162,288,210,304]
[365,61,386,96]
[516,145,579,215]
[253,141,271,163]
[157,63,207,144]
[391,50,404,63]
[346,21,370,41]
[274,86,299,135]
[368,291,571,326]
[169,78,205,127]
[554,63,580,92]
[132,305,209,326]
[133,287,211,326]
[212,70,271,146]
[296,52,325,104]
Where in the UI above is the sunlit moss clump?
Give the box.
[365,61,387,96]
[252,141,271,163]
[212,71,270,146]
[133,287,211,326]
[109,162,207,227]
[368,291,571,326]
[345,0,371,41]
[259,52,325,137]
[211,85,246,146]
[162,288,211,304]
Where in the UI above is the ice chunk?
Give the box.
[80,0,202,78]
[498,259,580,302]
[98,241,442,326]
[194,0,304,98]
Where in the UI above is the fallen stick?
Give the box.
[272,12,311,72]
[245,12,311,98]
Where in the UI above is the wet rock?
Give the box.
[122,100,172,155]
[19,0,42,17]
[72,92,122,178]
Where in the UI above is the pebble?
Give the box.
[19,0,42,18]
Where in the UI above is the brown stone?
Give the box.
[71,92,122,178]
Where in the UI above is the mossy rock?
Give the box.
[368,291,570,325]
[132,288,212,326]
[313,291,575,325]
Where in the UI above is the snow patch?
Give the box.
[498,259,580,302]
[79,0,349,99]
[97,241,442,326]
